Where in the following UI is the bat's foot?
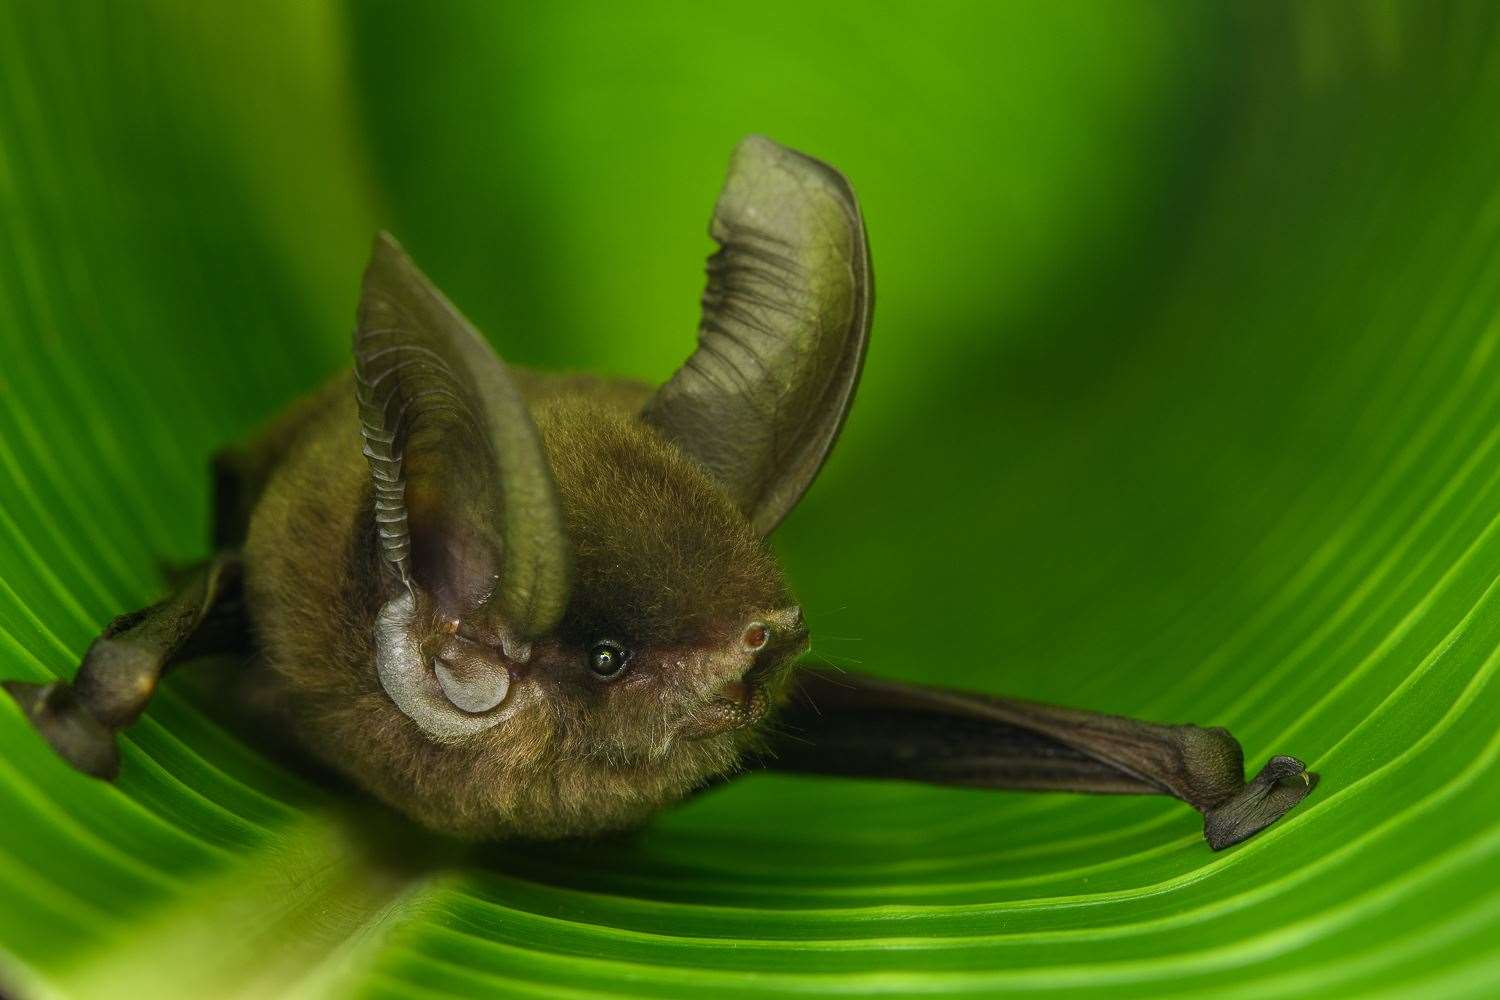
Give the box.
[2,680,121,780]
[1202,754,1318,850]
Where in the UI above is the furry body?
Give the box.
[241,373,790,839]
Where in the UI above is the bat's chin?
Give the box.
[681,678,770,740]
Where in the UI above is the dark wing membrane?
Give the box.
[756,667,1319,851]
[354,233,570,637]
[642,135,873,535]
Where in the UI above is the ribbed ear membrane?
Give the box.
[642,135,873,536]
[354,233,571,638]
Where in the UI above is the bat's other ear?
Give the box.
[354,232,571,639]
[642,135,873,536]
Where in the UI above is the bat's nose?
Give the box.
[768,604,804,632]
[775,605,809,655]
[738,606,808,659]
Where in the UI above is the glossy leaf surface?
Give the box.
[1,3,1497,998]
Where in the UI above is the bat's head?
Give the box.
[539,397,806,757]
[346,135,870,838]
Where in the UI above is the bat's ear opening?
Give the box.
[642,135,874,536]
[354,232,572,639]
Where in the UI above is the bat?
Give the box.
[3,135,1316,850]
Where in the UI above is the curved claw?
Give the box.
[1203,754,1318,850]
[3,680,121,780]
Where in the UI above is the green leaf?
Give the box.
[2,2,1498,997]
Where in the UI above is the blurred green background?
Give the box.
[2,1,1499,997]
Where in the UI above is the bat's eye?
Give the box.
[588,639,631,678]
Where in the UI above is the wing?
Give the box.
[755,667,1319,850]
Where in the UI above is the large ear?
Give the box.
[641,135,873,535]
[354,233,570,640]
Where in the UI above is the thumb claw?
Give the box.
[1203,755,1319,850]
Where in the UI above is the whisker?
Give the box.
[810,648,864,668]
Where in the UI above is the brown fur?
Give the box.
[242,372,796,839]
